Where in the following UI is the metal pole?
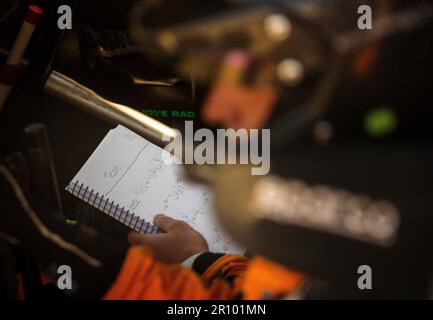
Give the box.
[44,71,177,146]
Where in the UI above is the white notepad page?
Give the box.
[66,125,243,254]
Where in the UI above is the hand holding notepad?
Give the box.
[66,125,242,254]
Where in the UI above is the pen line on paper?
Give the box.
[105,143,149,197]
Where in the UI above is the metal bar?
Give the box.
[44,71,177,146]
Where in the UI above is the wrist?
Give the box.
[181,252,207,269]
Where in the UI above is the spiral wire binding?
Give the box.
[66,180,160,234]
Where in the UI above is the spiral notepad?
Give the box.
[66,125,243,254]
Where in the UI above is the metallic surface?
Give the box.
[44,71,177,146]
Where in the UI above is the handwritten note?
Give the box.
[67,125,243,254]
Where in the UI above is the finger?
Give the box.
[127,231,161,246]
[127,231,145,245]
[153,214,179,232]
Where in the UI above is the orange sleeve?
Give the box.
[104,247,247,300]
[104,247,305,300]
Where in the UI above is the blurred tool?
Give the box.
[0,4,43,112]
[25,123,63,218]
[129,0,433,147]
[129,0,340,146]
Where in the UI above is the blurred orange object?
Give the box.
[202,50,278,130]
[203,85,277,130]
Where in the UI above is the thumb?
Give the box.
[153,214,178,232]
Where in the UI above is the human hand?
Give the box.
[127,214,209,264]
